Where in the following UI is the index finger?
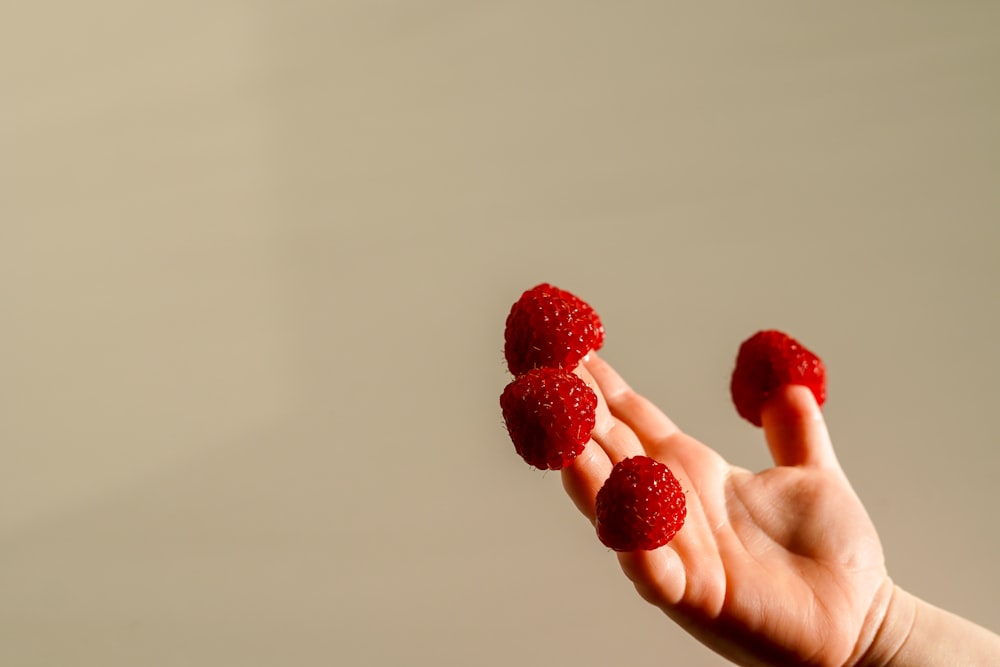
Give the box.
[582,353,681,444]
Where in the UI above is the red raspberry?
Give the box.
[596,456,686,551]
[730,329,827,427]
[500,368,598,470]
[504,283,605,376]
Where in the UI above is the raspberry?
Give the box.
[504,283,605,376]
[596,456,686,551]
[500,368,598,470]
[730,329,827,427]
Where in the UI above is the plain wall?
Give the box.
[4,2,999,665]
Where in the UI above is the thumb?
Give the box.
[760,384,840,470]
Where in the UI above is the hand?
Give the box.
[562,353,893,667]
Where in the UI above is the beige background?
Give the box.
[4,2,999,666]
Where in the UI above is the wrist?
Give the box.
[859,583,1000,667]
[855,583,917,667]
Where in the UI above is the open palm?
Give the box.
[562,354,894,667]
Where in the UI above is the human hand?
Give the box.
[562,353,894,667]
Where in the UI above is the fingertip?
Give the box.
[617,546,685,607]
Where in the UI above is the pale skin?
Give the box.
[561,353,1000,667]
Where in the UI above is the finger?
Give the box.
[583,353,681,444]
[584,354,721,469]
[760,384,840,470]
[560,359,642,524]
[617,546,686,607]
[560,439,612,523]
[574,360,645,465]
